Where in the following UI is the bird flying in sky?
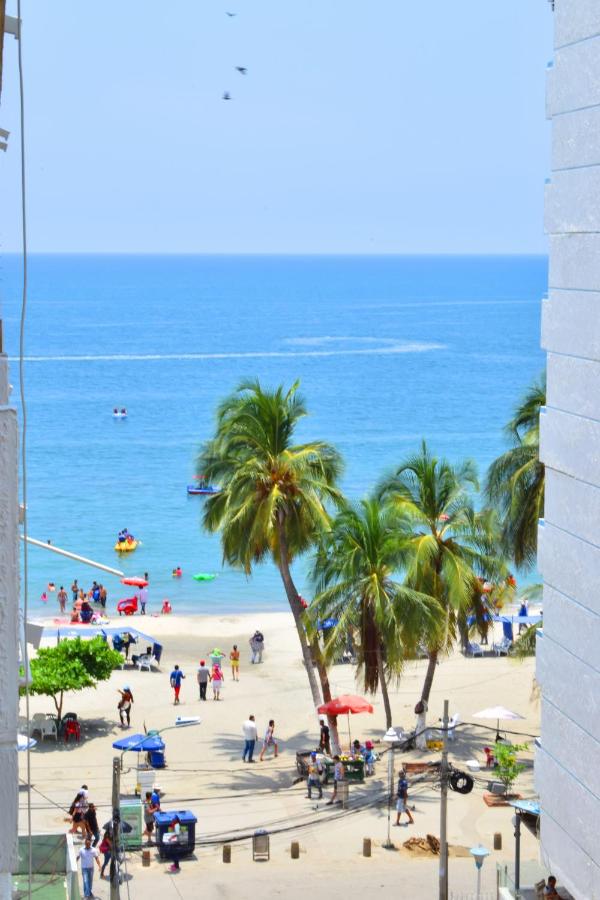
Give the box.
[222,92,232,100]
[225,11,236,16]
[235,67,247,75]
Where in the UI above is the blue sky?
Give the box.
[0,1,553,253]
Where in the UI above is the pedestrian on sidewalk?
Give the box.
[170,665,185,704]
[259,719,279,761]
[326,756,345,805]
[76,837,100,898]
[306,752,324,800]
[197,659,210,700]
[394,770,414,826]
[242,715,257,762]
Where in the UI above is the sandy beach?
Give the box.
[20,611,540,898]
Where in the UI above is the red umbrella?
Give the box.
[121,577,148,588]
[317,695,374,750]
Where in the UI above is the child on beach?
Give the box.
[229,645,240,681]
[117,687,133,728]
[211,662,223,700]
[170,665,185,704]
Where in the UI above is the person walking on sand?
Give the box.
[229,644,240,681]
[242,714,257,762]
[326,755,345,804]
[249,629,264,663]
[77,836,101,899]
[57,585,68,614]
[117,687,133,728]
[259,719,279,761]
[170,665,185,704]
[211,662,223,699]
[394,770,414,826]
[197,659,210,700]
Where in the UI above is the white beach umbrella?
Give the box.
[473,706,524,741]
[17,734,37,751]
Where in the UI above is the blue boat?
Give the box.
[187,475,220,495]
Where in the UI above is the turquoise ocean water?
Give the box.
[1,254,546,616]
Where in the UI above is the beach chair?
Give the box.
[493,636,512,656]
[466,642,483,657]
[137,654,152,672]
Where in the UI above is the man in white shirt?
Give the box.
[76,837,100,898]
[242,714,258,763]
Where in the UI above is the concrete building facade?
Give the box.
[538,1,600,898]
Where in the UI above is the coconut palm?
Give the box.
[378,441,504,710]
[310,498,440,728]
[485,374,546,570]
[197,379,343,711]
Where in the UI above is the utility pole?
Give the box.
[439,699,449,900]
[110,757,121,900]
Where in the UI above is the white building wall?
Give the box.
[538,1,600,898]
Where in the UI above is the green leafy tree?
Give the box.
[310,497,440,728]
[493,741,529,796]
[23,637,123,723]
[198,379,343,713]
[485,374,546,570]
[378,441,503,711]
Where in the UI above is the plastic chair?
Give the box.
[40,718,58,741]
[64,720,81,743]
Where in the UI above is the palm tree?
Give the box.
[485,373,546,570]
[310,498,439,728]
[197,379,343,711]
[378,441,503,710]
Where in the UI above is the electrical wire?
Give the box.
[16,2,33,897]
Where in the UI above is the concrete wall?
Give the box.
[538,1,600,898]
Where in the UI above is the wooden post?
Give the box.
[439,700,449,900]
[493,832,502,851]
[290,841,300,859]
[362,838,372,858]
[142,850,150,867]
[223,844,231,863]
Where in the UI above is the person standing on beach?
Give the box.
[57,586,68,614]
[139,585,148,615]
[170,665,185,704]
[197,660,210,700]
[71,579,78,602]
[229,645,240,681]
[394,770,414,826]
[242,715,257,762]
[259,719,279,761]
[99,584,107,609]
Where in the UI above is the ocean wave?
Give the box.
[9,341,446,362]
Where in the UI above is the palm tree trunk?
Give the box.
[376,644,393,729]
[276,517,323,708]
[421,650,438,704]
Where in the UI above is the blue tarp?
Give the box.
[318,618,339,630]
[112,733,165,752]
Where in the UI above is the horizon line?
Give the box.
[0,250,549,258]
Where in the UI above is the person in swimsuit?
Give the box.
[229,645,240,681]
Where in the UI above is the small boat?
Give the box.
[193,573,217,582]
[112,408,128,419]
[187,475,220,496]
[114,540,139,553]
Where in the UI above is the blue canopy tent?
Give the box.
[113,732,166,768]
[41,624,163,665]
